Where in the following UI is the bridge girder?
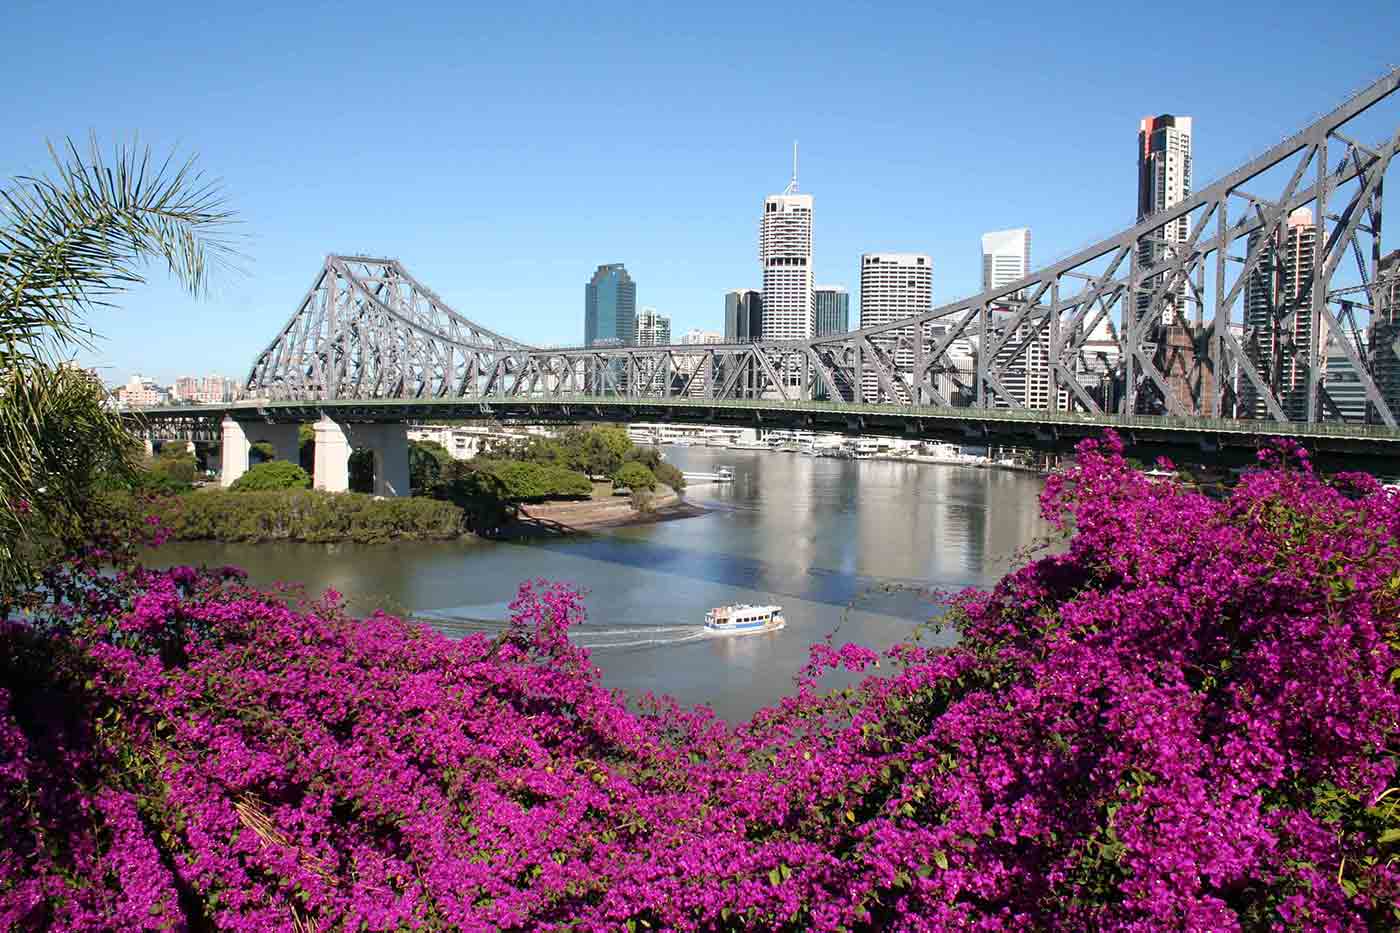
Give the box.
[246,70,1400,428]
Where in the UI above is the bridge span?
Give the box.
[127,67,1400,488]
[133,396,1400,485]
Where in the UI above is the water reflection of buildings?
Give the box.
[850,461,1049,587]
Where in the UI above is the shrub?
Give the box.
[409,440,453,495]
[4,434,1398,929]
[612,461,656,492]
[624,446,684,491]
[480,460,592,502]
[108,487,463,543]
[653,460,685,492]
[229,460,311,492]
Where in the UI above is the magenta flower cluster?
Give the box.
[2,433,1397,930]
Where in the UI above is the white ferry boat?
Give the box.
[704,604,785,636]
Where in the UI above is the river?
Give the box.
[152,447,1051,721]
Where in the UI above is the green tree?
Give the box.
[593,426,632,465]
[625,446,662,470]
[299,423,315,473]
[0,138,235,595]
[230,460,311,492]
[653,460,685,493]
[613,461,657,492]
[151,444,197,486]
[249,440,276,464]
[348,449,374,493]
[623,445,683,492]
[409,440,453,494]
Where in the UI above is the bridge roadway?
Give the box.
[132,395,1400,472]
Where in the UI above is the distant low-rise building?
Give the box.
[679,328,723,345]
[114,374,168,408]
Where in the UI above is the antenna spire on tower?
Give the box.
[785,140,800,194]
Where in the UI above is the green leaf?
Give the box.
[768,868,781,886]
[933,850,949,870]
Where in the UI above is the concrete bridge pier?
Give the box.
[312,416,410,496]
[219,419,301,487]
[220,417,249,487]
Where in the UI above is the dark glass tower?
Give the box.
[813,285,849,336]
[724,289,763,341]
[585,264,637,347]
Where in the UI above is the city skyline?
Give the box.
[9,1,1396,382]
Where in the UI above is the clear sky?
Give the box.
[7,0,1399,385]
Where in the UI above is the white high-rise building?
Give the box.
[636,307,671,346]
[859,253,933,402]
[1137,115,1193,326]
[981,228,1031,293]
[760,148,814,385]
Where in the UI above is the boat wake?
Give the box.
[571,626,709,651]
[414,609,710,653]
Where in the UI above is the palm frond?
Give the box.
[0,135,239,365]
[0,137,239,595]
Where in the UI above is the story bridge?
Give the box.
[136,68,1400,488]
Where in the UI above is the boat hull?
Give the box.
[703,618,785,637]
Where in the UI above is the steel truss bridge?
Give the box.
[141,69,1400,467]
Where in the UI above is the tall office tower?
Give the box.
[760,148,814,385]
[1324,340,1369,422]
[636,307,671,346]
[1241,207,1320,421]
[979,227,1054,408]
[585,263,637,347]
[813,285,849,336]
[1370,250,1400,423]
[859,253,932,402]
[724,289,763,341]
[981,228,1031,293]
[1137,115,1193,326]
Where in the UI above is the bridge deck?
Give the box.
[128,396,1400,468]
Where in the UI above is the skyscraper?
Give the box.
[813,285,849,336]
[859,253,932,401]
[1241,207,1320,421]
[979,227,1050,408]
[724,289,763,341]
[1137,115,1193,325]
[981,228,1031,293]
[585,263,636,347]
[760,148,814,383]
[1369,250,1400,423]
[636,307,671,346]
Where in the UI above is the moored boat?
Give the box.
[704,604,785,636]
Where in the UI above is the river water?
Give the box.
[152,448,1050,721]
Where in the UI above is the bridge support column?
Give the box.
[357,423,410,497]
[311,419,410,496]
[220,417,250,487]
[313,416,351,493]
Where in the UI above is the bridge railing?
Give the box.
[126,395,1400,443]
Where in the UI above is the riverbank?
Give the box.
[503,489,707,538]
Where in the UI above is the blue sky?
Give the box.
[7,0,1399,384]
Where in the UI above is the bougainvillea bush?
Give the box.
[2,434,1397,931]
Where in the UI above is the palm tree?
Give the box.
[0,138,237,596]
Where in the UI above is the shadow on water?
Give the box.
[504,531,957,618]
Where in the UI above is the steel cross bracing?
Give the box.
[246,256,533,401]
[246,69,1400,427]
